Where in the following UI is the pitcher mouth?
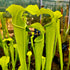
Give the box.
[12,23,27,29]
[34,34,44,43]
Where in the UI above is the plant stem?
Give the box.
[67,38,70,70]
[28,56,31,70]
[2,66,8,70]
